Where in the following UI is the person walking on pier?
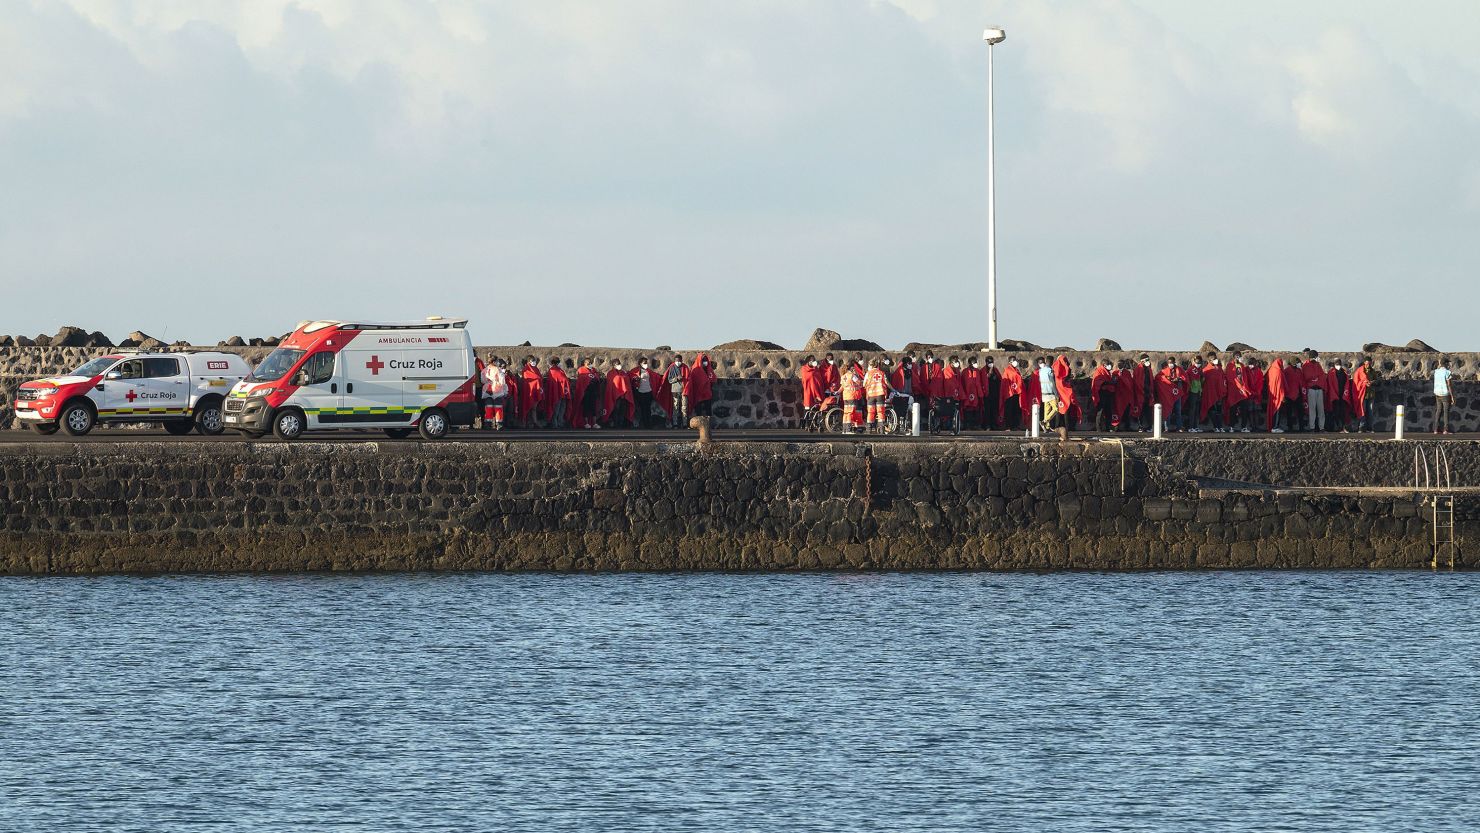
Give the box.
[546,357,571,429]
[686,354,717,419]
[1091,359,1117,432]
[1302,354,1328,432]
[1327,359,1351,432]
[519,357,545,429]
[1434,357,1455,435]
[664,354,689,428]
[631,357,657,429]
[604,360,635,428]
[999,357,1024,431]
[1201,356,1227,432]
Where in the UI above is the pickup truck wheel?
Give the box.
[33,424,60,436]
[163,420,195,436]
[272,409,306,441]
[418,409,449,440]
[194,399,225,435]
[60,401,96,436]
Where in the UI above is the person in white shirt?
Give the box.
[1433,358,1455,435]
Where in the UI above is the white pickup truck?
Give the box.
[13,350,252,436]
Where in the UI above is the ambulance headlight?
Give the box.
[248,388,278,398]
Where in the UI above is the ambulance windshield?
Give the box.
[70,357,118,378]
[248,348,305,382]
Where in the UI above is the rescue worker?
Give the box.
[839,359,864,433]
[863,357,892,433]
[665,354,688,428]
[482,358,511,430]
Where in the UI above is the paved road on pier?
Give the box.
[1,428,1473,444]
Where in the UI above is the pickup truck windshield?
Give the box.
[69,357,118,378]
[248,348,305,382]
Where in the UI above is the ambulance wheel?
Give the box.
[163,420,195,436]
[418,409,450,441]
[383,428,413,439]
[33,424,60,436]
[272,408,306,441]
[59,401,95,436]
[194,399,225,435]
[822,409,843,434]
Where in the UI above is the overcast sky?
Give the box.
[2,0,1478,351]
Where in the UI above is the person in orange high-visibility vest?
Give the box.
[839,361,864,433]
[863,357,893,432]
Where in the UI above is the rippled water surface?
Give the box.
[3,572,1479,832]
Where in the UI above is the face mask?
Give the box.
[809,361,817,368]
[640,362,648,369]
[703,360,709,367]
[1142,360,1151,367]
[827,359,834,365]
[952,362,960,368]
[1009,360,1018,367]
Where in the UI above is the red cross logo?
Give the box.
[125,389,138,403]
[366,355,385,375]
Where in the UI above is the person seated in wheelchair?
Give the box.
[930,357,966,434]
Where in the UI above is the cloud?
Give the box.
[0,0,1477,350]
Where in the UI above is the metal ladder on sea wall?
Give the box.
[1415,446,1460,571]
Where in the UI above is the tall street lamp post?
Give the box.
[983,27,1005,351]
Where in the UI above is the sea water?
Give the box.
[2,572,1477,832]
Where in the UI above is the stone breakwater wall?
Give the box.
[2,345,1474,431]
[1,439,1472,575]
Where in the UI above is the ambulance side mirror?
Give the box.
[105,371,122,380]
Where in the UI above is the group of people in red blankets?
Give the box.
[797,349,1381,435]
[476,354,717,430]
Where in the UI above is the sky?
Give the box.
[2,0,1478,352]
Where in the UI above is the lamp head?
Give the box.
[983,27,1006,45]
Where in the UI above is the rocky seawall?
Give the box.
[1,344,1475,431]
[1,439,1471,575]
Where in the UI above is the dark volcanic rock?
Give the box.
[32,334,51,347]
[1096,338,1122,352]
[86,330,113,347]
[996,338,1040,353]
[902,342,944,354]
[803,328,842,353]
[263,336,281,346]
[1198,341,1220,355]
[248,338,265,347]
[713,339,784,351]
[558,342,581,348]
[15,336,34,347]
[224,336,246,347]
[139,338,166,351]
[51,326,91,347]
[121,330,155,348]
[0,336,13,347]
[832,338,884,353]
[1225,342,1256,353]
[1406,339,1438,352]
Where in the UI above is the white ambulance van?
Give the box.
[223,317,478,441]
[13,350,251,436]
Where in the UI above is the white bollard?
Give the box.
[1030,404,1042,438]
[1395,405,1405,441]
[911,401,922,437]
[1153,403,1164,440]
